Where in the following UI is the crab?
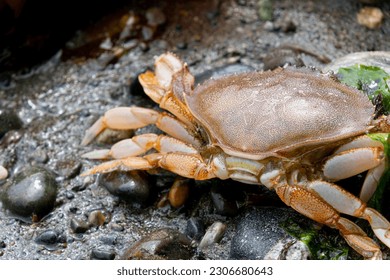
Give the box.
[81,52,390,259]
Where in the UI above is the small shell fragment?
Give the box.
[357,7,383,29]
[199,221,227,250]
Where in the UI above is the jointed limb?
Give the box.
[81,107,159,145]
[81,107,201,147]
[82,151,216,180]
[275,182,385,259]
[323,135,386,202]
[82,133,198,160]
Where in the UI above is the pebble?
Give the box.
[0,165,8,180]
[141,26,155,41]
[0,166,58,222]
[100,234,118,245]
[0,72,12,89]
[29,148,49,164]
[210,185,238,216]
[145,7,166,27]
[230,207,310,260]
[54,158,82,179]
[65,191,75,200]
[175,41,187,51]
[357,7,383,29]
[276,15,297,33]
[88,210,106,227]
[118,12,139,41]
[0,110,23,138]
[156,192,170,208]
[99,171,151,204]
[168,178,191,208]
[263,48,304,70]
[199,221,227,250]
[0,130,23,146]
[35,229,66,250]
[121,228,193,260]
[263,20,275,32]
[110,223,124,232]
[91,248,116,260]
[70,218,90,234]
[185,217,205,241]
[35,229,59,245]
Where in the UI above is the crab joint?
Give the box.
[323,147,384,181]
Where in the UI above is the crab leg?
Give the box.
[82,151,217,180]
[157,113,201,147]
[275,183,384,259]
[81,107,200,147]
[323,137,386,201]
[139,53,196,127]
[140,71,195,127]
[81,134,208,178]
[360,160,386,202]
[323,147,384,181]
[82,133,198,159]
[81,157,153,175]
[307,180,390,254]
[81,107,159,145]
[144,153,216,180]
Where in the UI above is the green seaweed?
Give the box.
[337,64,390,113]
[281,219,349,260]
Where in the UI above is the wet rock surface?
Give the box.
[0,0,390,260]
[230,208,311,260]
[99,171,152,205]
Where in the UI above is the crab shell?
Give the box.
[81,53,390,259]
[184,67,374,160]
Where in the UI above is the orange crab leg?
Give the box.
[82,134,198,160]
[275,183,383,259]
[307,181,390,250]
[82,151,216,181]
[81,107,200,147]
[81,157,153,176]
